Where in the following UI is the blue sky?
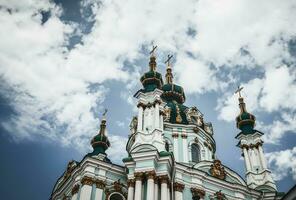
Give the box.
[0,0,295,199]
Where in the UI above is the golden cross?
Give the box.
[165,54,173,66]
[235,86,244,98]
[150,45,157,56]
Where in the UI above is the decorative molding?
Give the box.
[134,172,145,181]
[193,126,199,133]
[173,182,185,192]
[71,184,79,195]
[146,171,156,179]
[210,160,226,180]
[95,179,106,189]
[81,176,93,186]
[127,179,135,187]
[191,187,205,198]
[158,175,169,184]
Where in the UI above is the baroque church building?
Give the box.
[51,49,282,200]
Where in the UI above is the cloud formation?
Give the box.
[0,0,295,172]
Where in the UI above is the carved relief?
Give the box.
[71,184,79,195]
[210,160,226,180]
[64,160,76,180]
[81,176,93,186]
[127,179,135,188]
[146,171,156,179]
[134,172,145,181]
[129,116,138,135]
[158,175,169,184]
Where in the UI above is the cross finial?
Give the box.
[235,86,244,98]
[165,54,173,66]
[150,45,157,56]
[102,109,108,117]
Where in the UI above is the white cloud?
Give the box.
[0,0,296,165]
[266,147,296,181]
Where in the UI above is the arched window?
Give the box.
[191,143,200,163]
[109,192,125,200]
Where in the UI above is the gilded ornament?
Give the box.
[210,160,226,180]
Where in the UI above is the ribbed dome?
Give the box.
[162,83,186,104]
[236,97,256,134]
[90,115,110,155]
[140,56,163,92]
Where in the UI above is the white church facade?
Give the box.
[51,48,282,200]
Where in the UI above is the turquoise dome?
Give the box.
[89,118,110,155]
[140,56,163,92]
[236,98,256,134]
[162,83,186,104]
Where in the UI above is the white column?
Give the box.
[167,187,170,200]
[155,103,160,129]
[95,188,103,200]
[173,134,179,161]
[182,135,188,162]
[127,179,135,200]
[154,178,159,200]
[174,183,184,200]
[147,172,155,200]
[134,174,143,200]
[138,106,143,131]
[71,193,78,200]
[243,147,251,172]
[258,145,267,169]
[80,185,92,200]
[160,177,168,200]
[160,114,164,131]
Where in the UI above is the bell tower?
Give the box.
[235,86,277,191]
[131,46,166,152]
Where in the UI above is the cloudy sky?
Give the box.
[0,0,295,199]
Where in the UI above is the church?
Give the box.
[51,47,283,200]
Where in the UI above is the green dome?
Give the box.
[140,56,163,92]
[140,70,163,92]
[89,117,110,155]
[236,98,256,134]
[91,134,110,150]
[162,83,186,104]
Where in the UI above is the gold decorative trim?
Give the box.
[210,160,226,180]
[146,171,156,179]
[158,175,169,184]
[173,182,185,192]
[191,187,205,198]
[95,179,106,189]
[81,176,93,186]
[181,134,187,139]
[127,179,135,187]
[134,172,145,181]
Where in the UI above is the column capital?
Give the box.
[158,175,169,184]
[146,171,156,179]
[181,134,187,139]
[191,187,205,198]
[127,179,135,187]
[94,179,106,189]
[134,172,145,181]
[137,102,145,108]
[81,176,93,186]
[71,184,79,195]
[172,133,179,138]
[173,182,185,192]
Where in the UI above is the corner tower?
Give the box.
[235,87,277,191]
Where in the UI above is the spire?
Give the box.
[149,45,157,71]
[98,109,107,136]
[90,109,110,156]
[165,54,173,84]
[235,86,247,113]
